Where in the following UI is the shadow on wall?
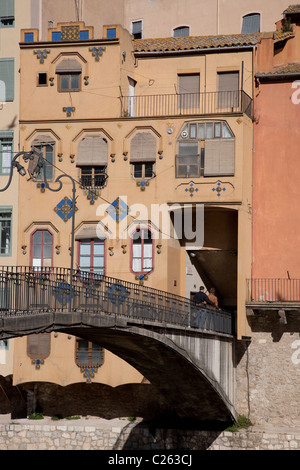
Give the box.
[115,418,226,450]
[0,377,170,420]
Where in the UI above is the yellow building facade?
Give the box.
[12,21,256,405]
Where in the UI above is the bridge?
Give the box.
[0,266,237,425]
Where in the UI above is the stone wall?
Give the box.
[0,417,299,450]
[236,310,300,428]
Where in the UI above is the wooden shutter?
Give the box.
[218,72,239,109]
[56,59,82,73]
[75,225,107,240]
[178,74,200,109]
[0,0,14,19]
[27,333,50,359]
[0,58,14,102]
[130,132,156,162]
[204,139,235,176]
[77,136,108,166]
[242,14,260,33]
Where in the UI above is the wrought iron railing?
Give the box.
[0,266,233,335]
[121,90,252,119]
[247,278,300,303]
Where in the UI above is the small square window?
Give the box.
[52,31,62,41]
[79,30,89,40]
[37,72,47,86]
[106,28,117,39]
[59,73,80,92]
[132,162,154,179]
[24,32,34,42]
[131,20,142,39]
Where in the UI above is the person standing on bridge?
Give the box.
[193,286,215,307]
[208,287,220,309]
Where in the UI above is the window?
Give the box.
[0,0,14,27]
[242,13,260,33]
[176,121,235,177]
[59,73,80,91]
[77,135,108,186]
[52,31,62,41]
[37,72,47,86]
[178,74,200,110]
[0,208,12,256]
[32,143,54,180]
[106,27,117,39]
[0,131,13,174]
[31,229,53,269]
[217,72,239,109]
[27,333,50,360]
[131,20,142,39]
[24,32,34,42]
[131,228,153,274]
[80,166,107,188]
[0,58,14,102]
[130,132,157,175]
[75,339,103,368]
[56,59,82,92]
[127,77,136,117]
[173,26,190,37]
[78,239,105,275]
[0,339,8,350]
[133,162,154,179]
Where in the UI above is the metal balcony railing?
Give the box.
[247,278,300,303]
[121,90,252,119]
[0,266,233,335]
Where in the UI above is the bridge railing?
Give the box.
[0,266,233,335]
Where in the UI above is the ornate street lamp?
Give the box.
[0,149,76,311]
[0,150,40,192]
[29,151,77,310]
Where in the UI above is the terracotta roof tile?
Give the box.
[283,4,300,14]
[257,63,300,77]
[133,31,294,53]
[133,33,262,52]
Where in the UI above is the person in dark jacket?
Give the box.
[193,286,215,307]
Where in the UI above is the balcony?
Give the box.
[121,90,252,119]
[247,278,300,303]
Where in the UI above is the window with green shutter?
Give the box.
[0,208,12,256]
[0,130,13,175]
[0,0,14,27]
[0,58,14,102]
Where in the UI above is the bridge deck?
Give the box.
[0,266,233,336]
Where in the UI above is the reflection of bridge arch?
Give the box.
[0,266,237,423]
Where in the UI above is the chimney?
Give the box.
[256,33,274,74]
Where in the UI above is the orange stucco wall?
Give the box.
[253,80,300,279]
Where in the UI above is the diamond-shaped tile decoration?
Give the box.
[34,49,50,64]
[108,282,129,304]
[54,197,76,222]
[89,46,106,61]
[63,106,75,117]
[184,182,199,197]
[212,181,226,197]
[106,197,129,223]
